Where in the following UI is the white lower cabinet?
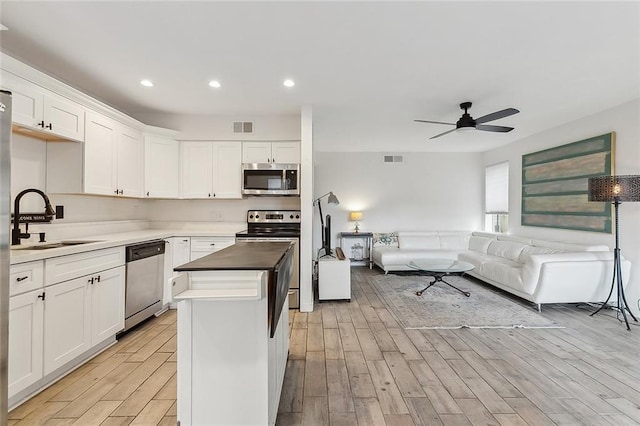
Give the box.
[190,236,234,261]
[8,289,44,397]
[8,250,126,403]
[43,265,125,375]
[43,276,92,375]
[90,266,126,346]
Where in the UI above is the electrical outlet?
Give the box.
[213,211,223,221]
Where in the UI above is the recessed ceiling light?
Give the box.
[283,79,295,88]
[209,80,221,88]
[140,79,154,87]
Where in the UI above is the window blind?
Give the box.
[485,162,509,214]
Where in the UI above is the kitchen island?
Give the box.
[172,241,293,426]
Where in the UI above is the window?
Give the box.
[485,162,509,233]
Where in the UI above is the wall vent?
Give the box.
[383,155,404,163]
[233,121,254,133]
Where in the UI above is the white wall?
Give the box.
[484,99,640,316]
[146,197,300,223]
[313,151,484,253]
[135,112,300,141]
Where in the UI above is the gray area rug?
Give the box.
[371,274,562,329]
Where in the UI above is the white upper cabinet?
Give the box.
[212,142,242,199]
[1,71,85,142]
[84,111,118,196]
[181,141,242,199]
[145,135,180,198]
[48,111,144,197]
[242,141,300,164]
[116,125,144,197]
[181,142,213,199]
[271,142,301,163]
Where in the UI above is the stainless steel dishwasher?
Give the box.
[124,240,165,332]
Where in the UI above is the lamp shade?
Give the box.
[349,211,363,221]
[588,175,640,202]
[327,192,339,205]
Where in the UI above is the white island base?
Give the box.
[173,270,289,425]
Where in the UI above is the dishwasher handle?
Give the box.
[126,240,166,262]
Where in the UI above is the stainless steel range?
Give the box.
[236,210,300,309]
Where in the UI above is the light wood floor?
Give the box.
[9,267,640,425]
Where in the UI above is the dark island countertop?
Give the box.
[174,241,293,271]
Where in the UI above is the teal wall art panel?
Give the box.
[521,132,614,233]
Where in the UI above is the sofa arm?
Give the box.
[522,251,631,303]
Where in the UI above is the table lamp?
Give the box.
[588,174,640,330]
[349,211,363,233]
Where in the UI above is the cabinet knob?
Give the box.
[16,275,28,282]
[37,292,46,301]
[147,191,150,196]
[118,189,124,195]
[114,189,119,195]
[45,123,53,130]
[37,120,45,128]
[210,243,216,246]
[88,277,95,284]
[208,193,211,197]
[96,275,101,283]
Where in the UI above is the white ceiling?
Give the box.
[1,1,639,152]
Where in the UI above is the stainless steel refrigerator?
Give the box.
[0,90,12,424]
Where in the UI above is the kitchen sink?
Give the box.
[11,240,102,250]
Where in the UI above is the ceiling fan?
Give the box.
[415,102,519,140]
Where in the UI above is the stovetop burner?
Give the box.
[237,210,301,238]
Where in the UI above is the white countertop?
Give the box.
[10,225,246,265]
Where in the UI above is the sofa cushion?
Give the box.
[486,240,527,262]
[373,232,398,248]
[478,261,525,293]
[458,250,493,270]
[518,245,564,263]
[468,236,493,254]
[373,247,459,267]
[399,234,440,250]
[532,239,609,252]
[497,234,533,245]
[439,234,470,250]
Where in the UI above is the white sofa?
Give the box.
[372,231,629,307]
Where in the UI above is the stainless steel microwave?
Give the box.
[242,163,300,196]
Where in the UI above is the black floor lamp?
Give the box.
[588,175,640,330]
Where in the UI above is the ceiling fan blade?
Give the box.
[414,119,456,126]
[474,108,519,124]
[476,124,514,133]
[429,128,458,139]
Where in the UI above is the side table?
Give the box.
[339,232,373,269]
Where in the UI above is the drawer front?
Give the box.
[10,261,45,297]
[190,237,234,252]
[45,247,125,286]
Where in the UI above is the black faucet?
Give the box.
[12,188,56,246]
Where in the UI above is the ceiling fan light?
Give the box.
[456,126,476,133]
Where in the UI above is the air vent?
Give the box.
[233,121,254,133]
[383,155,404,163]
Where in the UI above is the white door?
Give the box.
[212,142,242,199]
[242,142,271,163]
[181,142,213,198]
[0,72,44,129]
[272,142,300,163]
[43,277,91,375]
[117,125,144,197]
[43,93,85,142]
[84,111,117,196]
[8,289,44,397]
[90,266,125,345]
[145,136,180,198]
